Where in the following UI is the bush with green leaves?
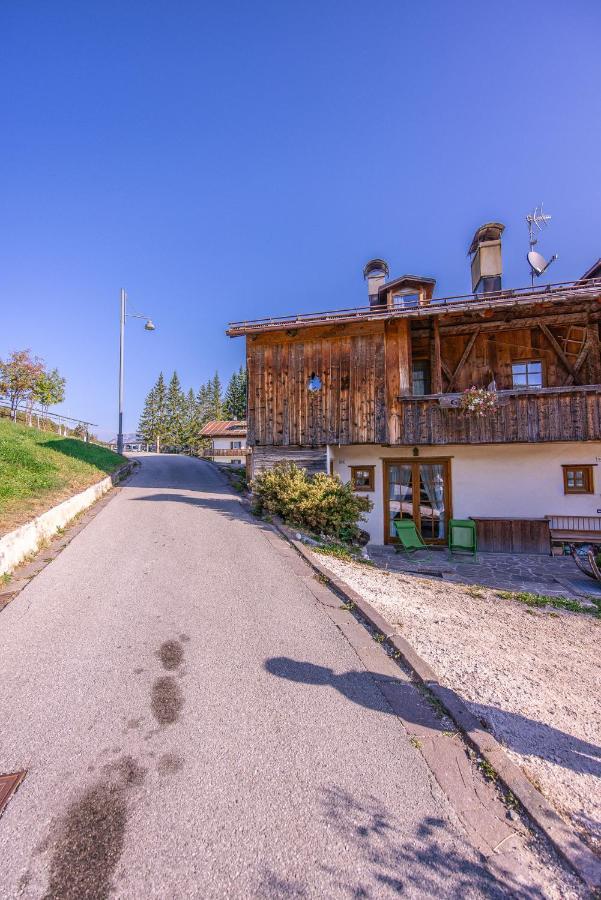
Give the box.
[251,462,372,542]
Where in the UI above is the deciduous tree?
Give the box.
[0,349,46,419]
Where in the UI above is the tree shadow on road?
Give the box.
[264,656,601,780]
[258,788,546,899]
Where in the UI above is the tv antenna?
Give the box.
[526,204,558,286]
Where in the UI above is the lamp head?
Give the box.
[144,319,156,331]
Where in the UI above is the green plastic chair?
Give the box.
[393,519,432,555]
[447,519,477,558]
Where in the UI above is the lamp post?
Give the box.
[117,288,156,456]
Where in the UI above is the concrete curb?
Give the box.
[271,521,601,893]
[0,461,137,576]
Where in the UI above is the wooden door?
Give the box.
[384,459,452,544]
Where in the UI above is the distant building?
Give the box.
[108,433,148,452]
[200,420,247,465]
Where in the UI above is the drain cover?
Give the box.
[0,771,26,817]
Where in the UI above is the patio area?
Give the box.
[366,545,601,602]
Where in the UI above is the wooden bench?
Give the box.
[546,515,601,544]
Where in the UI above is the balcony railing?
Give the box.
[202,448,250,457]
[393,385,601,444]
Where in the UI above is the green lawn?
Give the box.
[0,420,127,535]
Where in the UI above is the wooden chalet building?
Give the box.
[199,420,247,465]
[227,224,601,551]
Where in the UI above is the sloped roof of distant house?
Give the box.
[580,258,601,281]
[200,420,247,437]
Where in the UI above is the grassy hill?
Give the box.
[0,420,127,535]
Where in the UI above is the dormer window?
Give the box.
[392,291,420,309]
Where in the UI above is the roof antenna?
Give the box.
[526,204,558,286]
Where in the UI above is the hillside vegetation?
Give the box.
[0,421,127,535]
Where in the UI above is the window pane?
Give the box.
[512,364,527,375]
[389,465,413,538]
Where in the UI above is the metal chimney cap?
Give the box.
[363,258,389,280]
[468,222,505,256]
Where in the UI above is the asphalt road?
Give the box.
[0,454,520,898]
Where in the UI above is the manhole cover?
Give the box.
[0,771,26,817]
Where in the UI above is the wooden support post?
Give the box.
[586,323,601,384]
[431,318,442,394]
[397,318,412,395]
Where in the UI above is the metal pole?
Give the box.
[117,288,126,455]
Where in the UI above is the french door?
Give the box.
[384,459,451,544]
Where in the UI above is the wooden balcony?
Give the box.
[201,448,249,457]
[393,385,601,445]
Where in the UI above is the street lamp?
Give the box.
[117,288,156,456]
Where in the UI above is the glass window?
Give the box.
[511,360,542,389]
[412,360,431,396]
[351,466,374,492]
[393,292,419,308]
[563,465,594,494]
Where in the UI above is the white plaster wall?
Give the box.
[329,442,601,545]
[212,436,247,450]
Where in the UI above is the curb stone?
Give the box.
[269,520,601,893]
[0,460,139,612]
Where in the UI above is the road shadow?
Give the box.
[258,787,546,898]
[314,787,544,899]
[264,657,601,781]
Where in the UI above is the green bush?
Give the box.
[251,462,372,542]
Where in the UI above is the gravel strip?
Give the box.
[313,553,601,854]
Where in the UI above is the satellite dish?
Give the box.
[527,251,548,276]
[526,204,558,284]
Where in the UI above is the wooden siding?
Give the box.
[250,446,327,478]
[247,325,387,446]
[245,304,601,448]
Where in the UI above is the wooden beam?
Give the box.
[430,318,442,394]
[586,323,601,384]
[445,328,481,393]
[566,339,591,386]
[439,309,600,336]
[538,323,579,383]
[441,359,453,382]
[398,318,412,394]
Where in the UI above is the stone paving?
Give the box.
[366,545,601,602]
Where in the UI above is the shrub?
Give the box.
[251,462,372,542]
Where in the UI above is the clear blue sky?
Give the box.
[2,1,600,438]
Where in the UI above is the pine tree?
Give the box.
[196,381,212,426]
[183,387,201,452]
[223,366,247,420]
[138,372,168,452]
[208,371,223,421]
[165,371,186,449]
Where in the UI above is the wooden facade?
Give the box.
[231,282,601,449]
